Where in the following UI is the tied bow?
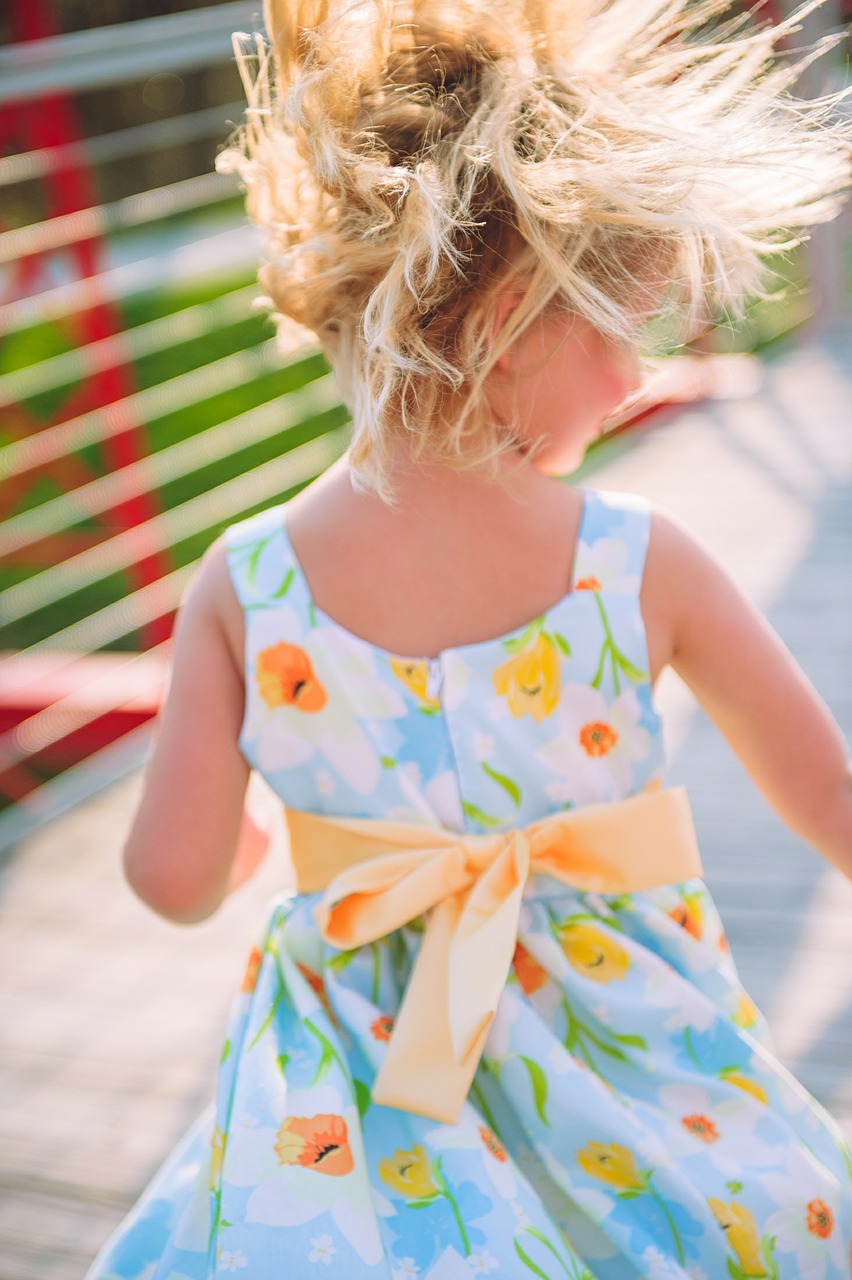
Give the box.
[285,787,701,1124]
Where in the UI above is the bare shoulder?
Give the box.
[639,503,730,683]
[182,534,245,684]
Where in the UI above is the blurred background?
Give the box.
[0,0,849,835]
[0,2,851,1277]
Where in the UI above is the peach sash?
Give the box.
[284,787,702,1124]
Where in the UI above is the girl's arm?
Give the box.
[642,510,852,880]
[123,538,253,923]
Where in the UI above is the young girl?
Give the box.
[86,1,852,1277]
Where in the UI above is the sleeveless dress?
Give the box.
[86,488,852,1280]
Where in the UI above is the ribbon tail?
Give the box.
[371,893,478,1124]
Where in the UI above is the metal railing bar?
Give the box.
[0,336,301,482]
[0,419,349,625]
[2,642,172,769]
[2,567,193,690]
[0,3,259,105]
[0,102,246,188]
[0,722,154,861]
[2,366,337,556]
[0,284,259,411]
[0,222,260,337]
[0,171,238,268]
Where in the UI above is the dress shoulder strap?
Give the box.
[573,487,652,595]
[222,502,293,611]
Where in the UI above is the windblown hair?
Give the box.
[218,0,851,504]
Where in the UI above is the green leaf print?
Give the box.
[501,616,545,655]
[613,648,646,682]
[326,948,357,973]
[353,1078,371,1118]
[380,755,396,768]
[461,800,504,828]
[269,566,295,599]
[276,1053,290,1077]
[514,1238,551,1280]
[550,630,572,659]
[516,1225,589,1278]
[518,1054,549,1126]
[480,761,522,807]
[305,1018,349,1086]
[244,534,275,583]
[726,1179,744,1195]
[219,1038,231,1065]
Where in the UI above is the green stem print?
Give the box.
[305,1017,351,1087]
[577,1142,687,1268]
[393,1154,472,1257]
[514,1225,596,1278]
[432,1158,471,1256]
[560,995,647,1071]
[470,1078,500,1134]
[590,593,646,694]
[369,941,381,1004]
[646,1184,686,1266]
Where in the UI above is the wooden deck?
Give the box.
[1,328,851,1278]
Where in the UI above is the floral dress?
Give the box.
[86,487,852,1280]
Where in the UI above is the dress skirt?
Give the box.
[86,872,852,1280]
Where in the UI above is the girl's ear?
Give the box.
[490,282,527,372]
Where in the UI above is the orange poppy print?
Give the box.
[513,942,549,995]
[240,945,263,994]
[579,720,618,757]
[479,1126,507,1162]
[681,1114,719,1143]
[256,642,327,711]
[669,893,704,940]
[296,963,337,1024]
[806,1199,833,1239]
[274,1113,354,1176]
[370,1014,394,1041]
[574,576,602,591]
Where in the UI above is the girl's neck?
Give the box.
[341,435,557,525]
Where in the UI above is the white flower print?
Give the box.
[762,1149,845,1280]
[473,732,495,761]
[640,1245,683,1280]
[573,535,639,594]
[467,1251,499,1274]
[535,685,650,805]
[543,778,575,804]
[308,1235,337,1265]
[439,650,472,712]
[392,1260,421,1279]
[218,1248,248,1272]
[249,619,405,793]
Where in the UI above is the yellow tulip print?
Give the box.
[209,1125,226,1193]
[492,631,561,722]
[720,1067,768,1105]
[576,1142,644,1190]
[379,1144,438,1200]
[708,1198,772,1277]
[731,992,759,1028]
[559,922,630,984]
[388,658,441,711]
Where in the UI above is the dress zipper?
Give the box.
[425,657,443,700]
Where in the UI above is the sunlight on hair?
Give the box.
[217,0,852,505]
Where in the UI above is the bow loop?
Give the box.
[285,788,702,1123]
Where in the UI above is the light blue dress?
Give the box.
[87,488,852,1280]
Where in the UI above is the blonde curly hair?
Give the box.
[217,0,851,505]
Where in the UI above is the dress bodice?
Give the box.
[223,487,665,833]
